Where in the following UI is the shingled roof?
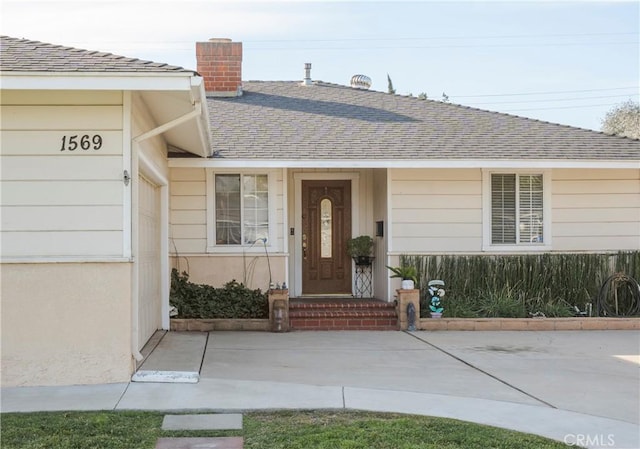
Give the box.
[207,81,640,161]
[0,36,192,73]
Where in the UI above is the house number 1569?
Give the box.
[60,134,103,151]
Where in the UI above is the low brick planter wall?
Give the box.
[170,317,639,332]
[170,318,270,332]
[419,317,640,331]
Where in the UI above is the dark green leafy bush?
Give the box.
[170,269,268,319]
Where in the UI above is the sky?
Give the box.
[1,0,638,131]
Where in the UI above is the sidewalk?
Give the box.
[2,330,639,449]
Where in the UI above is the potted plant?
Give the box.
[347,235,374,265]
[387,264,418,290]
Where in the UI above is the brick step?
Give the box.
[288,299,398,331]
[289,300,396,310]
[290,316,398,331]
[289,309,397,318]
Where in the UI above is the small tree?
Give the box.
[387,74,396,94]
[601,100,640,139]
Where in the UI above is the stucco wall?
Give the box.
[1,262,132,387]
[172,254,286,291]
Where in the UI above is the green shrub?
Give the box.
[170,269,268,319]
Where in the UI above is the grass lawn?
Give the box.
[1,409,576,449]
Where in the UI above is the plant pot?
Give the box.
[401,279,415,290]
[354,256,373,266]
[430,312,443,319]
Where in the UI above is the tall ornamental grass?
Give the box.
[401,252,640,318]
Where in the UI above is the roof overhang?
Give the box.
[1,71,212,158]
[168,158,640,169]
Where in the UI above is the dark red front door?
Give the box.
[301,180,352,295]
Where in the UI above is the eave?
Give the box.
[168,158,640,170]
[1,71,212,158]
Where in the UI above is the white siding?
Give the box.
[0,92,125,259]
[389,168,483,253]
[372,168,389,300]
[169,167,286,255]
[552,169,640,251]
[170,168,208,254]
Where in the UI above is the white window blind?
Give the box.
[518,174,544,244]
[491,173,543,245]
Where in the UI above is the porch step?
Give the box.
[289,299,399,331]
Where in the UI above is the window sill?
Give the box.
[206,245,276,255]
[482,244,552,253]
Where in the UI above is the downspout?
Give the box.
[130,99,204,363]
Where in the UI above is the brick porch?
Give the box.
[288,298,399,331]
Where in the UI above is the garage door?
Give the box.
[138,174,162,349]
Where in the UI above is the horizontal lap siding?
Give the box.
[390,169,482,253]
[169,168,285,254]
[552,169,640,251]
[1,96,125,259]
[170,169,207,254]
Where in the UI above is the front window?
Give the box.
[491,173,544,245]
[215,174,269,245]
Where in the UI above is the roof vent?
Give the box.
[350,74,372,90]
[301,63,313,86]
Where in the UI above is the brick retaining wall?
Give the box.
[419,317,640,331]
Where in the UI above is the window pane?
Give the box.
[215,174,241,244]
[320,198,332,258]
[519,175,544,243]
[243,175,268,244]
[491,174,516,244]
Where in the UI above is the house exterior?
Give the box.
[174,39,640,301]
[1,36,211,387]
[2,36,639,387]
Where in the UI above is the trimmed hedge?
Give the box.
[401,251,640,318]
[170,269,269,319]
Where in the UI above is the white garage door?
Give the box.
[138,174,162,349]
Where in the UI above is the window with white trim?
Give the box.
[491,173,544,245]
[214,173,269,245]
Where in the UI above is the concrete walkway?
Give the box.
[2,330,639,449]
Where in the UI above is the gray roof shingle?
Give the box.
[0,36,192,73]
[208,81,640,161]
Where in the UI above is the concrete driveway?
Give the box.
[2,330,639,449]
[198,330,639,424]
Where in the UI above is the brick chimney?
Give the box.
[196,38,242,97]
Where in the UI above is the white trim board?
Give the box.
[169,158,640,170]
[1,73,198,91]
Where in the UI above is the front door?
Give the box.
[302,180,352,295]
